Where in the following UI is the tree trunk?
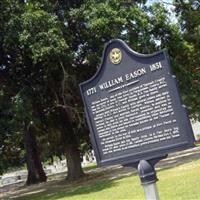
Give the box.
[25,124,47,185]
[66,144,84,181]
[57,107,85,181]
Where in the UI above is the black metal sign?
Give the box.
[80,39,195,166]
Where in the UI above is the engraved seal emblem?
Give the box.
[109,48,122,64]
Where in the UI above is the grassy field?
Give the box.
[12,158,200,200]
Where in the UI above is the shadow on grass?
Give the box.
[14,177,119,200]
[12,149,200,200]
[156,150,200,172]
[83,163,97,171]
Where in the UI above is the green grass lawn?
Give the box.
[14,159,200,200]
[195,142,200,147]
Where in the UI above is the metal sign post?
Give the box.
[125,156,166,200]
[143,183,160,200]
[138,160,160,200]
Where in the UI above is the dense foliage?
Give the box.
[0,0,199,182]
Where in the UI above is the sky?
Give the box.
[146,0,178,23]
[146,0,173,6]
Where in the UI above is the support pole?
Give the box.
[138,160,160,200]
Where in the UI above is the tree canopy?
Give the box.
[0,0,199,182]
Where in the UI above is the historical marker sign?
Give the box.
[80,39,195,166]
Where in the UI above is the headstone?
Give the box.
[80,39,195,166]
[18,171,27,180]
[2,176,18,186]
